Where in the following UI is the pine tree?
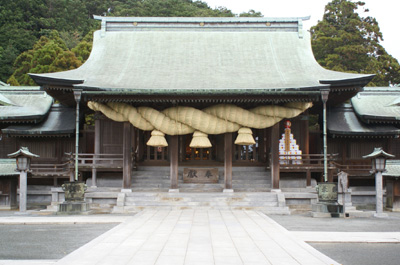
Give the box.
[7,31,82,86]
[311,0,400,86]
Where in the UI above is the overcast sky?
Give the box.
[204,0,400,61]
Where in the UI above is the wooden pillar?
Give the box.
[271,123,280,190]
[302,113,309,156]
[170,135,179,190]
[302,113,311,187]
[131,127,137,170]
[224,133,233,190]
[122,122,132,190]
[92,116,101,187]
[306,170,312,187]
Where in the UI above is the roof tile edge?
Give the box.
[93,15,311,23]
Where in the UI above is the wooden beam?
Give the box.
[122,122,132,189]
[224,133,233,190]
[271,123,280,190]
[170,135,179,190]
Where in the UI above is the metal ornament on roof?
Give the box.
[8,147,39,159]
[362,147,395,160]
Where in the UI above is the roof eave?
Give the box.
[29,73,84,87]
[320,75,375,87]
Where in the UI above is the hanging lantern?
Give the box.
[234,127,256,145]
[147,130,168,147]
[189,131,212,148]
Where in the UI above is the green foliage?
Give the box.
[72,41,93,62]
[1,0,244,83]
[108,0,235,17]
[311,0,400,86]
[239,10,263,17]
[7,31,82,85]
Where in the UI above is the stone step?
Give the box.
[136,166,267,172]
[122,201,279,207]
[124,194,278,203]
[118,205,289,213]
[112,191,289,214]
[132,179,271,184]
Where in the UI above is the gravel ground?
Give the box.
[310,243,400,265]
[269,212,400,265]
[0,223,118,259]
[268,211,400,232]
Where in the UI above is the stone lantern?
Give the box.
[8,147,39,212]
[363,147,395,217]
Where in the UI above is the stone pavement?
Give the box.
[2,210,400,265]
[50,210,338,265]
[293,231,400,243]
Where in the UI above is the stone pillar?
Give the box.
[224,133,233,192]
[375,171,385,217]
[19,171,27,212]
[122,122,132,191]
[271,123,280,190]
[170,135,179,192]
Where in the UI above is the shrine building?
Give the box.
[2,16,400,213]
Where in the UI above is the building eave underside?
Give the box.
[330,132,400,139]
[82,91,321,105]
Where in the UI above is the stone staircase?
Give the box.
[83,167,289,215]
[130,166,271,192]
[112,191,290,215]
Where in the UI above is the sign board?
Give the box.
[183,168,219,183]
[317,182,338,202]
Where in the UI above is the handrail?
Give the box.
[30,161,70,176]
[276,153,339,166]
[331,161,372,172]
[67,153,123,168]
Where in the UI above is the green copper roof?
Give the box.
[2,104,76,136]
[30,17,373,92]
[0,89,53,123]
[383,160,400,177]
[0,159,18,176]
[328,103,400,138]
[351,87,400,123]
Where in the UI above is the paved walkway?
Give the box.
[294,231,400,243]
[51,210,338,265]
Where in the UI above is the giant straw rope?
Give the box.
[88,101,312,147]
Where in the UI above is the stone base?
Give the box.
[312,202,343,218]
[223,189,234,193]
[169,189,179,193]
[57,201,92,215]
[374,212,389,218]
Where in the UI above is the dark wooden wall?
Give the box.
[100,119,123,154]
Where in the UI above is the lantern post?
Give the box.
[363,147,394,217]
[8,147,39,212]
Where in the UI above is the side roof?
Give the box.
[351,87,400,123]
[327,103,400,138]
[30,16,374,93]
[2,104,76,137]
[0,87,53,123]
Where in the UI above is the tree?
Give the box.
[5,0,263,85]
[7,31,82,86]
[311,0,400,86]
[239,9,263,17]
